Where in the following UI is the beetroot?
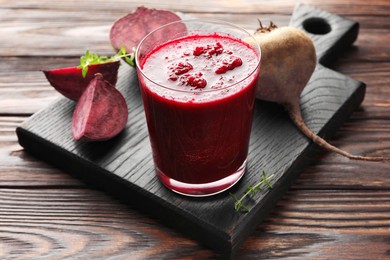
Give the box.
[43,61,120,101]
[245,21,389,161]
[110,7,185,55]
[72,74,128,141]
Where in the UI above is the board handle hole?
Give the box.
[303,17,331,35]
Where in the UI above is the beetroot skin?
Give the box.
[110,7,185,54]
[43,61,120,101]
[246,21,389,162]
[72,74,128,141]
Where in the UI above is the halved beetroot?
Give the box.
[72,74,128,142]
[43,61,120,101]
[110,6,184,54]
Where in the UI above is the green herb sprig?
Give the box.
[78,46,136,78]
[230,171,274,213]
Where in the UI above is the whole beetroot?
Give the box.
[72,74,128,141]
[246,21,388,162]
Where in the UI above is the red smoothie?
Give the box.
[137,34,260,194]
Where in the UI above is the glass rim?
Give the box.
[135,18,261,94]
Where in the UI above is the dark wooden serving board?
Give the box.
[16,4,365,257]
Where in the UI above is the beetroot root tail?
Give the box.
[285,102,389,162]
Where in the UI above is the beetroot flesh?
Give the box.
[43,61,120,101]
[109,6,185,54]
[72,74,128,141]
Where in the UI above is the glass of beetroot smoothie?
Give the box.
[135,20,261,196]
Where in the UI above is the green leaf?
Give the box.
[120,45,127,55]
[77,46,136,78]
[81,66,88,78]
[231,171,274,213]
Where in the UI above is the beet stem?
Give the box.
[285,102,389,162]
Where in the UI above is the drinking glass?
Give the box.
[136,19,261,196]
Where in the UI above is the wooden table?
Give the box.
[1,0,389,258]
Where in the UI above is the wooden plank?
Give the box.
[0,116,83,187]
[2,0,390,15]
[240,190,390,259]
[1,1,390,56]
[0,188,388,259]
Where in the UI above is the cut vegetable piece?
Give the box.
[43,61,120,101]
[72,74,128,142]
[110,6,185,55]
